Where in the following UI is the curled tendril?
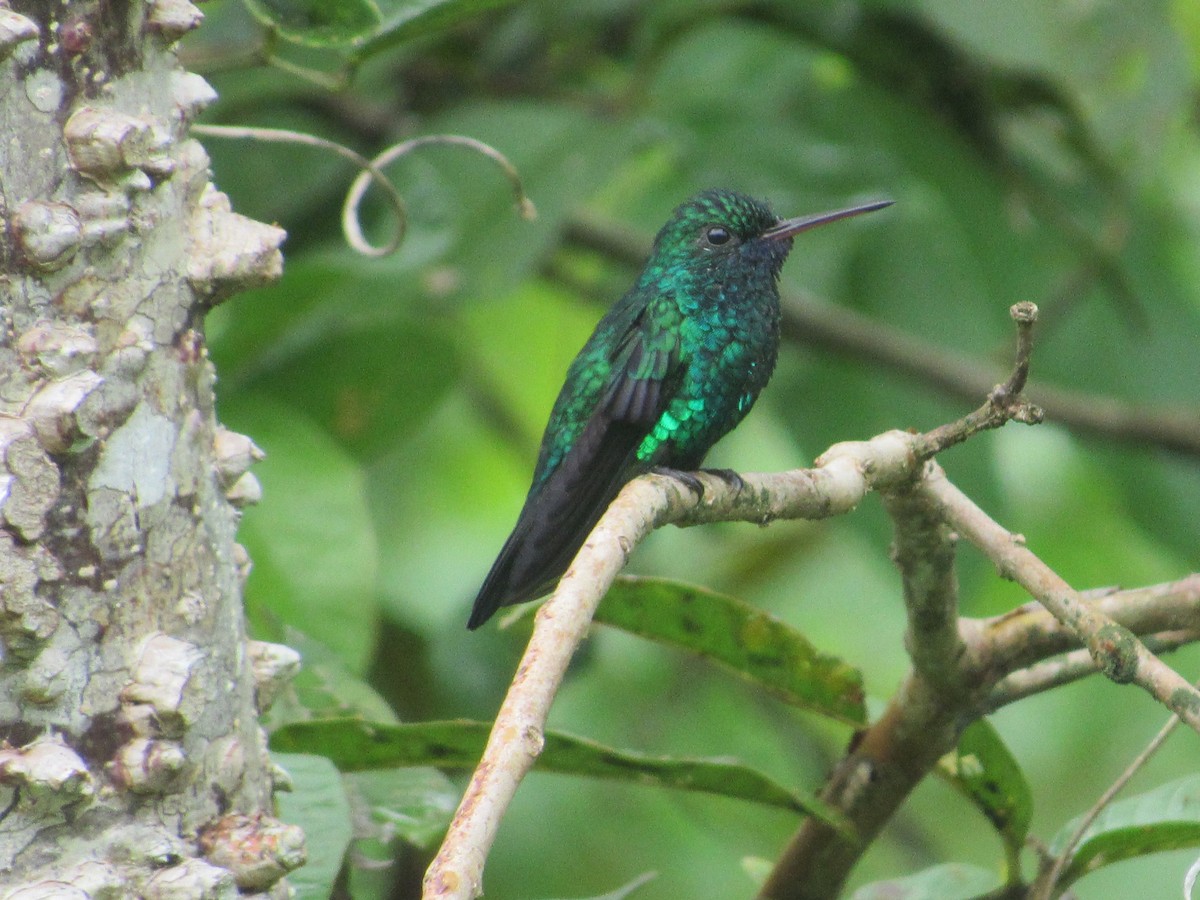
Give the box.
[343,134,537,257]
[190,125,536,259]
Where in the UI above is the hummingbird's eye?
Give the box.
[704,226,732,246]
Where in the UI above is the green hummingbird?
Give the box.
[468,189,890,629]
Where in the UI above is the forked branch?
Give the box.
[426,304,1200,900]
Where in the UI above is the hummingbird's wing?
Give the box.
[468,300,684,628]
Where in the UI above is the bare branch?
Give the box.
[883,484,967,690]
[987,629,1199,709]
[423,430,919,899]
[909,302,1043,459]
[977,574,1200,684]
[923,467,1200,733]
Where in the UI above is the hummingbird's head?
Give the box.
[650,189,782,270]
[646,188,891,283]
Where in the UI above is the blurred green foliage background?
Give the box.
[186,1,1200,896]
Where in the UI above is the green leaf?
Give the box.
[273,753,354,899]
[213,258,461,461]
[936,719,1033,879]
[595,577,865,724]
[341,767,459,898]
[344,766,458,850]
[1049,774,1200,888]
[270,718,852,831]
[243,0,381,46]
[360,0,521,58]
[849,863,1003,899]
[229,400,379,672]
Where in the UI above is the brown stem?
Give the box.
[758,675,969,900]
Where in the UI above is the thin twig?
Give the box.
[1033,692,1191,900]
[909,302,1043,459]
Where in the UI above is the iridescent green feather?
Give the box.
[469,189,791,629]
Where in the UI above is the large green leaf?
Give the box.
[213,258,461,461]
[344,766,458,851]
[229,400,380,672]
[1049,774,1200,888]
[269,718,851,830]
[596,577,865,724]
[849,863,1003,899]
[936,719,1033,879]
[359,0,521,58]
[273,753,354,899]
[244,0,518,52]
[243,0,381,45]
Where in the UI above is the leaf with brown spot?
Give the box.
[595,576,865,724]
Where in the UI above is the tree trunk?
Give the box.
[0,1,300,894]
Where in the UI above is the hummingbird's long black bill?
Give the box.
[762,199,893,241]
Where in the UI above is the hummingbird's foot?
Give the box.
[651,466,707,498]
[699,467,746,495]
[650,467,745,499]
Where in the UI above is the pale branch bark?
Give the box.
[975,574,1200,675]
[758,477,978,900]
[987,628,1200,710]
[558,216,1200,458]
[427,293,1200,898]
[427,451,1198,899]
[925,469,1200,734]
[883,484,966,690]
[0,1,300,895]
[424,429,921,899]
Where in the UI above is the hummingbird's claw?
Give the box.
[651,467,744,499]
[700,467,745,495]
[651,466,707,499]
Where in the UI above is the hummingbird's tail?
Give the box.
[467,421,643,629]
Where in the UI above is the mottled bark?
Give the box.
[0,1,300,895]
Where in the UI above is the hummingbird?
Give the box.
[468,189,890,629]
